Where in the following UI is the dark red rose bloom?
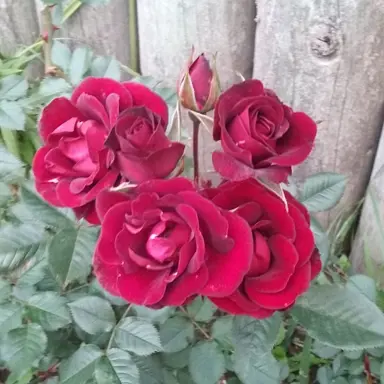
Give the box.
[203,179,321,318]
[177,50,220,113]
[93,178,253,307]
[32,77,183,224]
[212,79,317,183]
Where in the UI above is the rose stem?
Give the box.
[106,304,133,350]
[179,306,211,340]
[189,112,201,186]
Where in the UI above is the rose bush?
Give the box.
[212,79,317,183]
[203,178,322,318]
[32,77,184,224]
[93,177,253,306]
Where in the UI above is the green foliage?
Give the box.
[292,284,384,349]
[299,172,347,212]
[114,317,162,356]
[188,341,226,384]
[159,317,194,353]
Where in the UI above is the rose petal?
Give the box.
[213,79,264,140]
[73,202,99,224]
[271,112,317,166]
[96,201,132,265]
[76,93,110,128]
[96,190,130,221]
[32,146,57,181]
[71,77,133,110]
[138,177,195,195]
[117,268,170,306]
[212,150,291,183]
[39,98,84,142]
[117,143,185,183]
[93,250,121,296]
[200,211,253,297]
[248,231,271,276]
[35,180,62,206]
[160,265,209,306]
[124,82,168,125]
[247,262,311,310]
[245,234,299,293]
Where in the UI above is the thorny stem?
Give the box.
[106,304,133,350]
[41,7,56,75]
[179,306,211,340]
[189,112,201,186]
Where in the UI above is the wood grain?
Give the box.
[351,124,384,275]
[253,0,384,225]
[59,0,131,67]
[0,0,40,55]
[137,0,256,88]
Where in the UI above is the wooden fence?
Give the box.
[1,0,384,265]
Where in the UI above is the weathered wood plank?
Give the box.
[60,0,131,66]
[351,124,384,274]
[0,0,40,55]
[34,0,132,68]
[253,0,384,225]
[137,0,256,88]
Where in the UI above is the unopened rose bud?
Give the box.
[178,49,220,113]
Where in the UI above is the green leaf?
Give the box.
[18,185,74,229]
[132,305,174,324]
[27,292,71,331]
[48,226,98,287]
[0,323,47,373]
[159,317,194,353]
[316,366,333,384]
[162,347,191,369]
[234,352,280,384]
[37,77,72,101]
[16,252,48,287]
[312,340,340,359]
[291,284,384,349]
[59,344,103,384]
[232,314,281,354]
[188,341,225,384]
[344,350,363,360]
[69,47,93,86]
[0,144,24,181]
[132,356,164,384]
[0,223,45,273]
[91,56,121,80]
[0,100,25,130]
[95,348,140,384]
[232,315,282,384]
[68,296,116,335]
[380,360,384,383]
[347,274,376,302]
[0,277,11,303]
[300,172,346,212]
[212,316,233,349]
[115,317,162,356]
[187,296,216,321]
[0,75,28,100]
[51,40,72,75]
[311,216,330,265]
[0,302,22,334]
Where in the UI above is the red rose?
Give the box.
[105,106,185,183]
[93,178,253,306]
[212,79,317,183]
[177,50,220,113]
[204,179,321,318]
[32,77,182,224]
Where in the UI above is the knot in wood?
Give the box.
[309,22,340,58]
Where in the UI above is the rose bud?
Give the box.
[177,49,220,113]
